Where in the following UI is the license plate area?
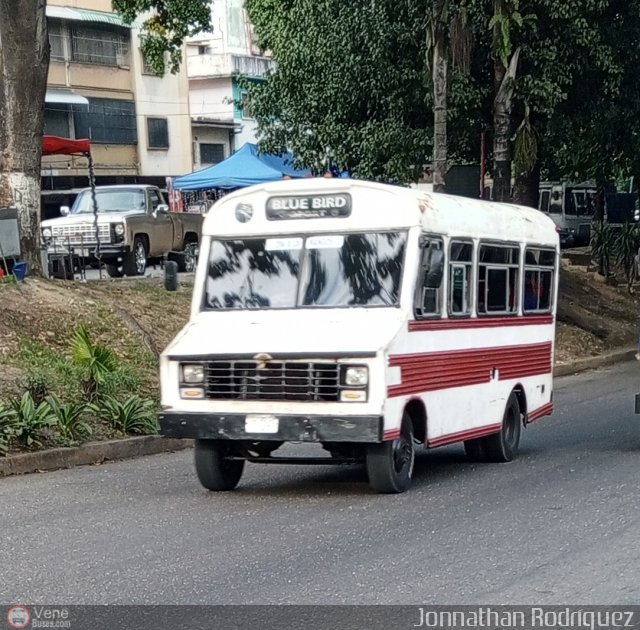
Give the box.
[245,414,279,434]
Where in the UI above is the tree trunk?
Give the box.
[0,0,49,275]
[513,159,540,208]
[432,10,448,194]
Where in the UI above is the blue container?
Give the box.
[13,262,28,282]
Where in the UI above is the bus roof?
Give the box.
[203,178,559,247]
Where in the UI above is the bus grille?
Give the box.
[204,360,340,401]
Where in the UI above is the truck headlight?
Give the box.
[181,364,205,384]
[42,228,52,240]
[114,223,125,236]
[343,366,368,387]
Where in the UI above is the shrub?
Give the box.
[8,393,57,449]
[90,395,158,436]
[0,401,18,456]
[71,324,120,400]
[47,396,92,444]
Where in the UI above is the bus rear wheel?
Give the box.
[366,414,415,494]
[482,393,521,463]
[194,439,244,491]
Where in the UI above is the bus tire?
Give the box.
[366,414,414,494]
[194,439,244,491]
[482,393,521,463]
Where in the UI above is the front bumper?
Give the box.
[44,243,129,258]
[159,412,383,443]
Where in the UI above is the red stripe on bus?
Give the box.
[409,315,554,332]
[527,402,554,423]
[383,429,401,441]
[427,423,503,448]
[387,342,552,398]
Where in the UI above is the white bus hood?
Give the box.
[164,309,407,358]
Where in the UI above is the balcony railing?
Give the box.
[187,53,273,79]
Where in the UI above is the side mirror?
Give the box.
[60,206,70,216]
[156,204,169,215]
[423,248,445,289]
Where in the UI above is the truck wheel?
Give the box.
[366,414,414,494]
[123,237,147,276]
[482,393,521,463]
[194,440,244,491]
[105,264,124,278]
[177,241,199,273]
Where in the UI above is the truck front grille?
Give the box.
[51,223,111,245]
[204,360,340,401]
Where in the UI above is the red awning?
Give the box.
[42,136,91,156]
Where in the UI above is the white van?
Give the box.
[159,179,559,494]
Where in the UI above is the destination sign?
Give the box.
[266,193,352,220]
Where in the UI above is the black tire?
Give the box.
[123,236,147,276]
[177,241,199,273]
[366,414,415,494]
[482,393,522,463]
[105,263,124,278]
[194,439,245,491]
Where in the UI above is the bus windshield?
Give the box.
[204,231,408,310]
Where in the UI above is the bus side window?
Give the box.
[415,237,444,319]
[523,247,556,314]
[449,241,473,316]
[477,244,519,315]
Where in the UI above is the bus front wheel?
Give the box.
[194,439,244,491]
[366,414,415,494]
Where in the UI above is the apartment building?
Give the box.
[186,0,273,171]
[42,0,192,219]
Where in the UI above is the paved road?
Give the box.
[1,363,639,605]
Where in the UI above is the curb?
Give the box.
[0,436,193,477]
[0,348,635,478]
[554,346,636,378]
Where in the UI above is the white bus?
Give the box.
[159,179,559,494]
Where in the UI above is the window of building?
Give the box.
[240,91,253,119]
[48,20,66,62]
[71,24,130,67]
[141,50,155,75]
[198,45,207,55]
[147,117,169,149]
[44,106,72,138]
[523,248,555,314]
[449,241,473,316]
[200,143,225,165]
[477,244,519,315]
[415,237,444,318]
[73,98,137,145]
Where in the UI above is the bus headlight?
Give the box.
[42,228,52,241]
[181,364,205,384]
[343,366,368,387]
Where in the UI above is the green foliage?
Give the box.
[612,223,640,293]
[90,395,159,436]
[591,221,615,278]
[71,324,120,400]
[7,393,56,449]
[0,401,18,456]
[112,0,211,75]
[47,397,92,444]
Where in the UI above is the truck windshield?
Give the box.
[204,231,408,310]
[72,189,146,214]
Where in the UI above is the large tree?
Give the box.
[0,0,210,275]
[245,0,485,184]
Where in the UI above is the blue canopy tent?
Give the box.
[173,143,311,191]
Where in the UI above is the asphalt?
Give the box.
[0,362,639,605]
